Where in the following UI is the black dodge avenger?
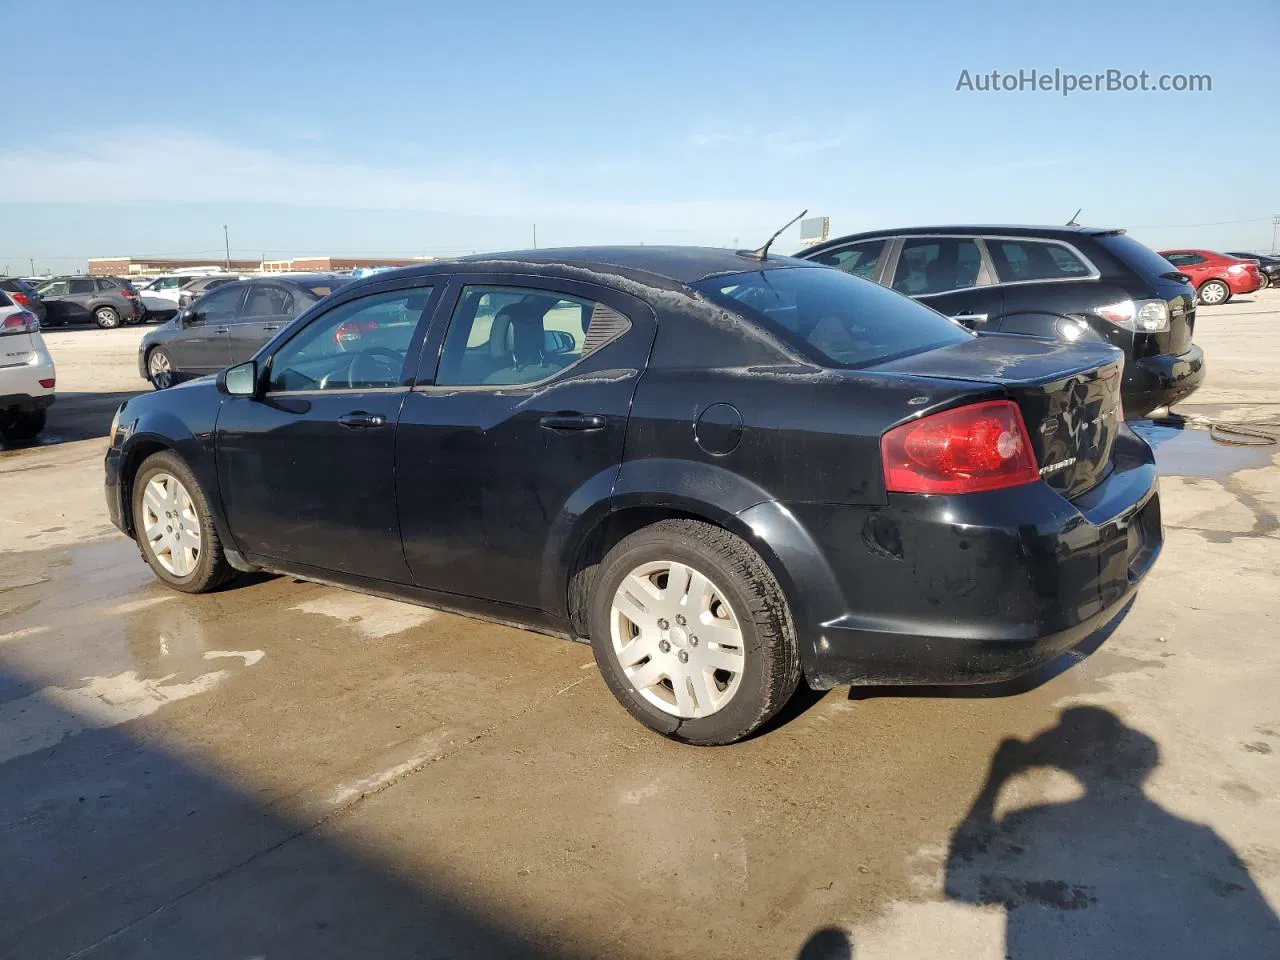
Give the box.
[105,247,1161,744]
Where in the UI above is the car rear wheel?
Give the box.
[132,451,235,593]
[94,305,121,328]
[1198,279,1231,305]
[0,409,46,443]
[148,347,174,389]
[588,519,800,745]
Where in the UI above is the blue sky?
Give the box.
[3,0,1276,273]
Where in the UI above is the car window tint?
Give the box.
[694,266,972,369]
[892,238,984,295]
[434,285,628,387]
[243,285,294,317]
[808,239,886,281]
[1164,252,1205,266]
[268,288,433,392]
[192,285,242,323]
[38,280,68,295]
[68,278,94,294]
[989,239,1090,282]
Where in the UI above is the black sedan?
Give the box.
[1225,252,1280,289]
[105,247,1161,744]
[138,274,350,388]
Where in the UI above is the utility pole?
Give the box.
[1272,214,1280,254]
[533,223,537,249]
[223,225,231,268]
[29,258,35,275]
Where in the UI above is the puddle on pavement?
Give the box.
[1129,419,1276,478]
[0,538,268,764]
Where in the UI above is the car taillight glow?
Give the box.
[335,320,379,345]
[881,400,1040,495]
[39,378,55,389]
[0,311,39,334]
[11,292,30,306]
[1096,298,1170,332]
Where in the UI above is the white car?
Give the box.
[0,292,55,443]
[135,274,210,304]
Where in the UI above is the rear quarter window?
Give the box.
[1095,234,1181,278]
[694,266,972,369]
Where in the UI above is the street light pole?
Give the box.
[223,225,230,269]
[1272,214,1280,255]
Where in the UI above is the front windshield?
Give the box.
[694,266,972,368]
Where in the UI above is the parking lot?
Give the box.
[2,294,1279,957]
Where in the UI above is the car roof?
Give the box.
[808,224,1125,246]
[363,246,814,289]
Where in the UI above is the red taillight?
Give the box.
[334,320,379,345]
[0,311,39,334]
[881,400,1040,495]
[39,378,55,389]
[123,288,138,297]
[11,292,30,306]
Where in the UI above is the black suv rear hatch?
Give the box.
[873,335,1126,500]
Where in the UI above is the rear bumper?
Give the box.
[1227,273,1262,294]
[739,428,1161,689]
[0,392,55,414]
[1124,344,1205,416]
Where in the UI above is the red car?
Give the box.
[1158,249,1263,305]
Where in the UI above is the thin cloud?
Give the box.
[0,127,798,231]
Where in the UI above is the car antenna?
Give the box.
[742,209,808,261]
[1066,208,1082,226]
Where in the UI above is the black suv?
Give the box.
[35,276,143,328]
[799,226,1204,416]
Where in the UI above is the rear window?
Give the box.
[694,266,972,369]
[0,290,11,307]
[1095,233,1180,278]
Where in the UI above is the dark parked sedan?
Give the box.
[105,247,1161,744]
[798,226,1205,417]
[138,274,350,388]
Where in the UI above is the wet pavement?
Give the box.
[2,297,1279,958]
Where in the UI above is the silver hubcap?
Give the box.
[141,473,201,577]
[1202,283,1226,304]
[149,351,172,388]
[97,308,118,326]
[610,560,746,719]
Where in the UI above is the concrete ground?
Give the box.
[2,297,1278,959]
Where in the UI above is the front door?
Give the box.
[228,282,298,365]
[889,236,1003,331]
[35,279,71,323]
[396,277,654,609]
[215,283,438,582]
[171,283,245,375]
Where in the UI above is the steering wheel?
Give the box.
[346,347,403,388]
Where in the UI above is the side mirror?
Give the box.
[544,330,575,355]
[180,308,202,326]
[219,361,258,398]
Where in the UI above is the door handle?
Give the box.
[337,412,388,429]
[539,413,607,432]
[213,326,230,334]
[261,324,282,332]
[951,312,988,325]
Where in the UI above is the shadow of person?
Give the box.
[944,706,1280,958]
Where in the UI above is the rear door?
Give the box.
[395,275,655,609]
[887,236,1003,330]
[215,282,440,582]
[36,279,70,324]
[64,277,96,323]
[229,282,297,364]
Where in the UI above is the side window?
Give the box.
[40,280,69,296]
[434,284,629,387]
[892,238,985,296]
[268,287,433,392]
[68,278,94,295]
[1165,252,1204,266]
[191,285,243,324]
[242,284,294,319]
[94,278,118,292]
[989,240,1091,282]
[808,239,886,281]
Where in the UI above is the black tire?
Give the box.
[588,519,801,745]
[0,409,46,443]
[1198,279,1231,306]
[94,305,121,329]
[1259,274,1271,290]
[131,450,236,593]
[147,346,175,390]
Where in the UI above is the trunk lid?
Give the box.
[873,334,1126,500]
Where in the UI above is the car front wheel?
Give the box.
[588,519,801,745]
[1198,279,1231,305]
[131,451,235,593]
[148,347,175,389]
[95,305,121,328]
